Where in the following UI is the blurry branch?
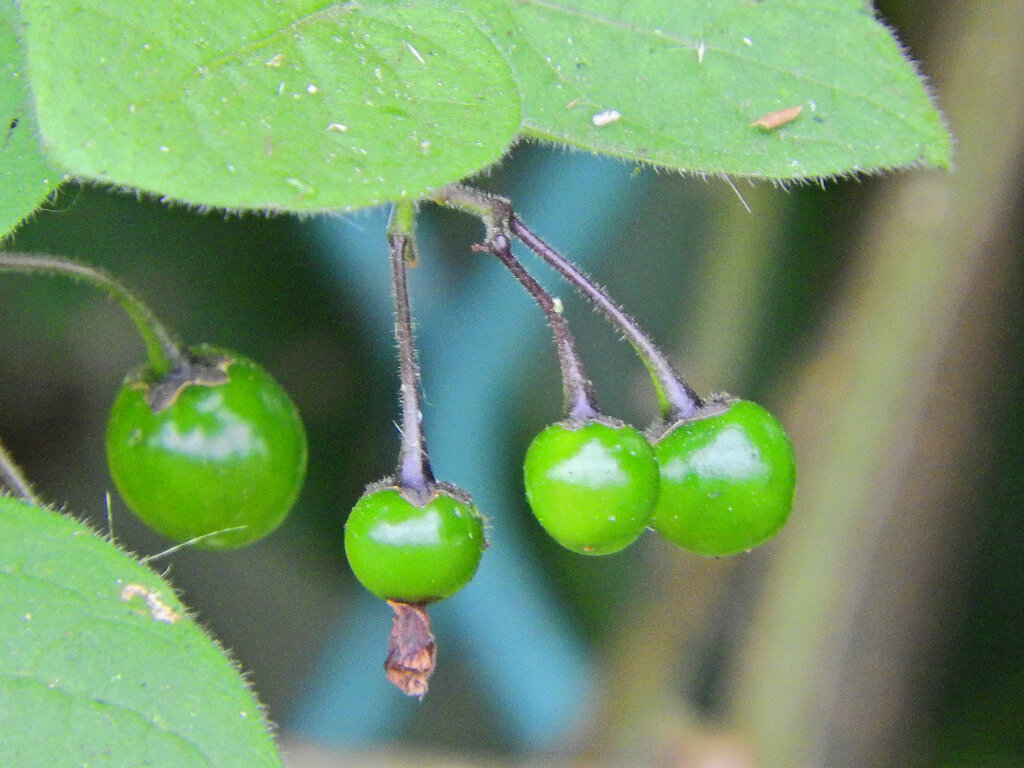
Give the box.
[731,1,1024,767]
[674,182,793,396]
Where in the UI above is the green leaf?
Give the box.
[461,0,952,178]
[20,0,950,215]
[0,496,282,767]
[0,4,62,239]
[20,0,520,212]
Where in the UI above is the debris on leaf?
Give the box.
[749,105,802,130]
[120,582,181,624]
[592,109,622,127]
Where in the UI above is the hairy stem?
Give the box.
[0,252,184,377]
[479,233,599,422]
[508,216,701,421]
[436,184,701,421]
[387,209,435,497]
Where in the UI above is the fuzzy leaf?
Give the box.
[0,4,61,239]
[461,0,952,179]
[20,0,520,212]
[17,0,950,216]
[0,496,282,767]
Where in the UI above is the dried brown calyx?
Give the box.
[385,600,437,699]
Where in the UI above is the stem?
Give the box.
[386,209,435,497]
[509,216,701,421]
[0,252,184,377]
[436,184,701,422]
[480,233,599,422]
[0,436,42,505]
[388,199,419,266]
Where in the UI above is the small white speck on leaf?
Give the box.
[743,36,753,46]
[592,109,621,127]
[286,178,316,196]
[265,53,284,68]
[307,83,318,94]
[327,123,348,133]
[406,42,426,64]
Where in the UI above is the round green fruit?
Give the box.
[523,418,660,555]
[344,484,486,603]
[105,346,307,550]
[650,399,796,556]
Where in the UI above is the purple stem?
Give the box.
[508,216,702,421]
[484,233,599,422]
[388,232,435,497]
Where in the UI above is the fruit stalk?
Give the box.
[435,184,701,422]
[507,216,702,422]
[386,212,435,498]
[0,251,184,377]
[481,232,599,422]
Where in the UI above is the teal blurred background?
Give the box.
[1,0,1022,766]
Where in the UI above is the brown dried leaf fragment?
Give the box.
[385,600,437,699]
[749,105,802,130]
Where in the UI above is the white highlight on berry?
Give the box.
[661,426,766,482]
[548,440,628,488]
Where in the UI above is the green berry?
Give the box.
[523,418,660,555]
[650,399,796,556]
[344,484,486,603]
[105,345,307,550]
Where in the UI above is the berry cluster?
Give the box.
[343,187,795,695]
[0,184,795,700]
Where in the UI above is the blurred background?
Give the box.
[1,0,1021,766]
